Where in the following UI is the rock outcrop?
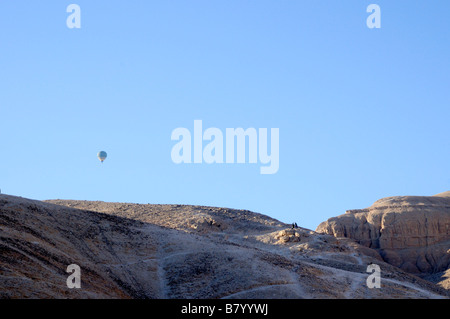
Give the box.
[1,194,448,299]
[316,192,450,276]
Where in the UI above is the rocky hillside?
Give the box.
[316,192,450,289]
[0,194,448,298]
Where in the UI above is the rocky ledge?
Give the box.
[316,191,450,283]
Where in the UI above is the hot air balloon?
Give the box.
[97,151,107,163]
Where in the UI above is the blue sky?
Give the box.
[1,1,449,230]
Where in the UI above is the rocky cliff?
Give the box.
[1,194,448,298]
[316,192,450,279]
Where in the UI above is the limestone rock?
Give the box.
[316,192,450,276]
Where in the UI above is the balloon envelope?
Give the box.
[97,151,107,162]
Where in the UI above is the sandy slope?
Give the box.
[0,194,447,298]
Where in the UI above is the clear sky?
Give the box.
[1,1,449,230]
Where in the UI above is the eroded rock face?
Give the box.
[316,192,450,274]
